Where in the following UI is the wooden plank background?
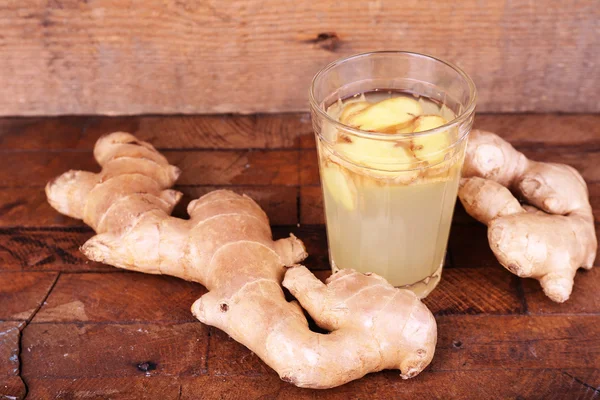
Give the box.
[0,0,598,116]
[1,113,600,398]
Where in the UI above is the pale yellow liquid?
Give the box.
[320,92,463,297]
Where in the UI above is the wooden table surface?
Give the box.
[0,113,599,399]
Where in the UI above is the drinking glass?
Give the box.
[309,51,477,298]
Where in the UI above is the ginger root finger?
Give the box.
[458,177,525,223]
[283,266,437,380]
[460,177,593,302]
[46,132,437,389]
[459,130,597,303]
[463,130,592,215]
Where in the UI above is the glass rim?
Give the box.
[308,51,477,141]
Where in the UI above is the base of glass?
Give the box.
[330,259,443,300]
[398,263,443,299]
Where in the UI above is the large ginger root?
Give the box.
[46,132,437,388]
[459,130,597,302]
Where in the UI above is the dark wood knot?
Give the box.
[306,32,340,51]
[137,361,157,372]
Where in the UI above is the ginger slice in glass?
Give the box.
[345,97,423,131]
[412,115,450,164]
[321,161,357,210]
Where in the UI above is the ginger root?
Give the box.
[459,130,597,302]
[46,132,437,388]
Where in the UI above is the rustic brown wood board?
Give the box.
[0,114,599,399]
[0,1,598,116]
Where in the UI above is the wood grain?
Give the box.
[525,267,600,315]
[25,376,315,400]
[0,153,99,188]
[21,322,209,379]
[0,272,58,321]
[12,264,526,324]
[208,329,276,378]
[165,150,299,186]
[0,186,298,227]
[34,273,206,323]
[313,369,600,400]
[474,114,600,148]
[0,227,316,273]
[0,150,299,187]
[202,315,600,377]
[0,189,85,228]
[0,376,26,400]
[0,321,26,400]
[0,114,311,151]
[422,268,523,315]
[187,315,600,382]
[26,377,183,400]
[448,224,507,268]
[3,114,598,152]
[433,315,600,372]
[299,149,320,186]
[590,184,600,224]
[0,226,463,273]
[22,370,600,400]
[124,114,310,150]
[0,1,598,115]
[0,117,89,150]
[0,322,23,376]
[299,186,324,225]
[0,228,112,272]
[3,114,600,398]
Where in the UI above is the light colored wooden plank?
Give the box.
[0,1,597,115]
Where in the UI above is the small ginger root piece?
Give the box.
[459,130,597,302]
[46,132,437,388]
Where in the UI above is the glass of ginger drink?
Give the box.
[309,51,477,298]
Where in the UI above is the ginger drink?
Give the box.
[309,52,476,298]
